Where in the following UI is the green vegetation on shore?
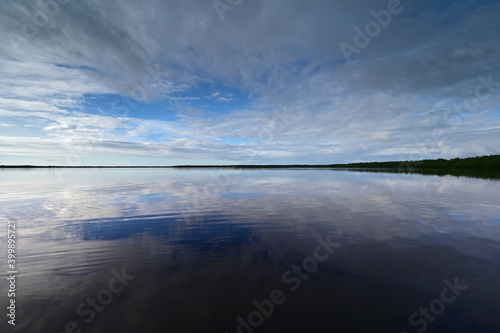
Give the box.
[1,155,499,179]
[174,155,500,179]
[174,154,500,170]
[326,154,500,170]
[1,155,499,170]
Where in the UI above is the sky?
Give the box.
[0,0,499,166]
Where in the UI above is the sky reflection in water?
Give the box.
[0,169,499,332]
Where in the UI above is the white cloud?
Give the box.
[0,0,499,164]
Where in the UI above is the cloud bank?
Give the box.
[0,0,499,165]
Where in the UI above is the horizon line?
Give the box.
[0,154,498,168]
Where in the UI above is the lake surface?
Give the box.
[1,168,499,333]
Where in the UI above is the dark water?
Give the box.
[1,168,499,333]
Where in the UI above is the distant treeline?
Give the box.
[1,155,499,170]
[326,154,500,170]
[175,155,500,169]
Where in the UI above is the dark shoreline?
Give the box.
[1,154,498,169]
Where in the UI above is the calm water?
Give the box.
[1,168,499,333]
